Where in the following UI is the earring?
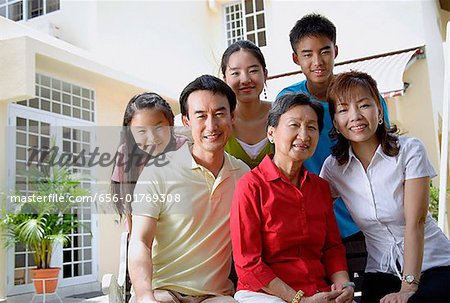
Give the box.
[268,138,274,144]
[263,87,267,99]
[378,117,383,125]
[335,128,340,134]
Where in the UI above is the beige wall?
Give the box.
[387,59,440,172]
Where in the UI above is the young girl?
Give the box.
[221,40,273,168]
[320,71,450,303]
[111,92,187,230]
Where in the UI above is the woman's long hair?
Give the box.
[327,71,399,165]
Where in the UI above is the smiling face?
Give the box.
[129,108,172,156]
[182,90,234,160]
[268,105,319,165]
[224,50,267,103]
[333,86,382,148]
[292,35,337,88]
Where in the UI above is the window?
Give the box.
[7,74,96,295]
[225,3,244,46]
[224,0,266,47]
[17,74,95,123]
[0,0,60,22]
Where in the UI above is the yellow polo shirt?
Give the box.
[132,143,249,296]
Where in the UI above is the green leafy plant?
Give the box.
[0,156,90,269]
[429,183,449,221]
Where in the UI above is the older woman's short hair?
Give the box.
[269,93,324,132]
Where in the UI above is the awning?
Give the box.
[266,46,425,100]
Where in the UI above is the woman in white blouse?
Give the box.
[320,71,450,303]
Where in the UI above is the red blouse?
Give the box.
[230,155,347,296]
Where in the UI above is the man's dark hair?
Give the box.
[179,75,236,118]
[289,13,336,53]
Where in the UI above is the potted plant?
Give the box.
[0,153,90,295]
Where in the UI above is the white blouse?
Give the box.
[320,136,450,278]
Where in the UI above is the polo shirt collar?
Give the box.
[189,144,242,178]
[259,155,309,185]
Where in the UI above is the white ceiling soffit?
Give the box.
[266,47,424,100]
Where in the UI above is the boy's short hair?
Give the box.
[289,13,336,53]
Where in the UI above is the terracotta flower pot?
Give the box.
[31,268,61,294]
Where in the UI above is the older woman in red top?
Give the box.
[230,93,353,303]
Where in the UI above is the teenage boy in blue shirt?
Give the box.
[277,13,390,279]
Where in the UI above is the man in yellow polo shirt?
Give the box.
[129,75,249,303]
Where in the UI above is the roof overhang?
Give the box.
[267,46,425,100]
[0,17,177,105]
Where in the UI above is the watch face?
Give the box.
[405,275,414,283]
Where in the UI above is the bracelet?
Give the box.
[342,282,356,289]
[291,289,304,303]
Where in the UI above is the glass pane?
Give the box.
[244,0,253,14]
[28,0,44,19]
[84,262,92,275]
[255,0,264,12]
[16,132,26,146]
[41,87,50,99]
[14,269,26,285]
[72,85,81,96]
[40,136,50,149]
[63,105,71,116]
[246,16,254,32]
[73,108,81,119]
[51,78,61,90]
[28,253,36,266]
[82,110,90,121]
[15,254,26,268]
[29,98,39,109]
[40,74,50,87]
[17,117,26,127]
[84,249,91,260]
[63,127,70,139]
[0,6,6,17]
[62,81,71,93]
[63,264,72,278]
[256,13,265,29]
[53,91,61,101]
[62,93,71,104]
[41,122,50,135]
[258,31,266,47]
[8,1,23,21]
[41,99,50,111]
[83,235,91,246]
[73,96,80,107]
[247,33,255,44]
[52,102,61,114]
[46,0,59,13]
[16,147,26,161]
[63,250,71,263]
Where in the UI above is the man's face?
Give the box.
[292,35,338,87]
[182,90,234,159]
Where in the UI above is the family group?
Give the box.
[110,13,450,303]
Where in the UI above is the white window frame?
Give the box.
[223,0,267,47]
[0,0,60,22]
[6,76,98,295]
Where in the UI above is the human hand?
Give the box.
[301,290,343,303]
[380,290,415,303]
[331,283,354,303]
